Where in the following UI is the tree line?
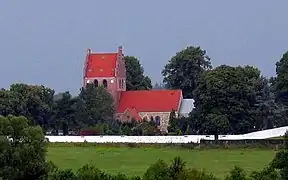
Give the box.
[1,46,288,135]
[1,115,288,179]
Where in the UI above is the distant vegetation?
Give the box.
[0,115,288,179]
[1,46,288,136]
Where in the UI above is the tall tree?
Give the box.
[76,84,115,126]
[0,83,55,127]
[275,51,288,106]
[124,56,152,90]
[0,115,50,179]
[162,46,212,98]
[191,65,262,135]
[51,92,78,134]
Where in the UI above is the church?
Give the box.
[83,46,194,132]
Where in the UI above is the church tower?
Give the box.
[83,46,126,107]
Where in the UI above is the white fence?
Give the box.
[46,135,214,143]
[46,126,288,143]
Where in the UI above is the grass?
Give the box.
[47,145,277,179]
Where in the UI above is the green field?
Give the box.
[47,145,276,178]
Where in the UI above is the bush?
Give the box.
[49,169,77,180]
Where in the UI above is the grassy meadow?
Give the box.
[47,144,277,178]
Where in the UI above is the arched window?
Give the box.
[93,79,98,87]
[103,79,108,88]
[155,116,161,126]
[143,116,148,121]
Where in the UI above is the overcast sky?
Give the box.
[1,1,288,95]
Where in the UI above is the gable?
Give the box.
[117,90,182,113]
[85,53,118,78]
[121,108,142,121]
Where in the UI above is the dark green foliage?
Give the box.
[191,65,275,135]
[275,51,288,105]
[162,46,212,98]
[225,166,248,180]
[168,110,179,133]
[0,83,54,127]
[186,169,218,180]
[0,115,50,180]
[78,84,115,125]
[143,156,218,180]
[270,150,288,180]
[250,167,279,180]
[124,56,152,91]
[49,169,78,180]
[142,159,171,180]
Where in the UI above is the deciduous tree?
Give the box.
[77,84,115,126]
[0,115,50,179]
[162,46,212,98]
[125,56,152,91]
[192,65,262,134]
[275,51,288,105]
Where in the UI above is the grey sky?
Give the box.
[1,1,288,95]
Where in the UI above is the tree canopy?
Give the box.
[162,46,212,98]
[275,51,288,105]
[0,46,287,136]
[191,65,271,135]
[124,56,152,91]
[0,115,50,179]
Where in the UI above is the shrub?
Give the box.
[49,169,77,180]
[224,166,249,180]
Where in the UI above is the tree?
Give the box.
[76,84,115,126]
[162,46,212,98]
[249,77,276,130]
[142,159,171,180]
[168,110,179,133]
[192,65,262,135]
[51,92,78,134]
[124,56,152,90]
[0,83,55,128]
[275,51,288,105]
[225,166,248,180]
[0,115,50,180]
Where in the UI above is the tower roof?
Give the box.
[85,52,118,78]
[117,89,183,113]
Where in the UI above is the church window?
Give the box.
[93,79,98,87]
[155,116,161,126]
[103,79,108,88]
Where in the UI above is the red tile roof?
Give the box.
[117,90,182,113]
[85,53,117,77]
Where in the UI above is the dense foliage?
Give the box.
[1,46,288,136]
[1,116,288,179]
[125,56,152,91]
[162,46,212,98]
